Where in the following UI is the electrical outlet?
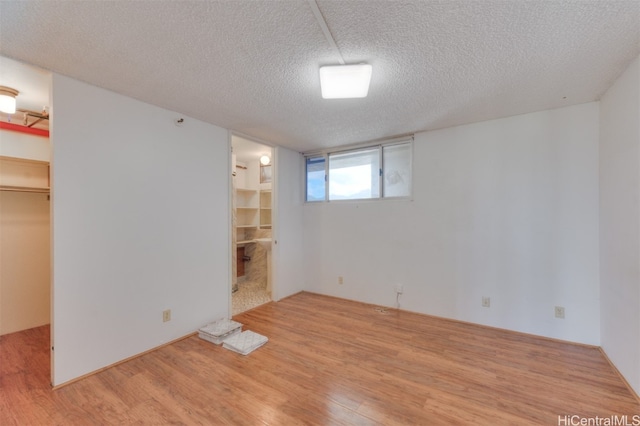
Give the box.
[394,284,403,294]
[554,306,565,319]
[482,297,490,308]
[163,309,171,322]
[338,276,344,285]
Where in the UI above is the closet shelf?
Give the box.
[0,185,50,193]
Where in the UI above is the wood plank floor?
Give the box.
[1,292,638,425]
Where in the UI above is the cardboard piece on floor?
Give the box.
[198,319,243,345]
[222,330,268,355]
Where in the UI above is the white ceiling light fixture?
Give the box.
[308,1,373,100]
[319,64,373,99]
[0,86,19,114]
[260,155,271,165]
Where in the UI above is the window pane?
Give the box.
[383,143,411,198]
[329,148,380,200]
[306,156,326,202]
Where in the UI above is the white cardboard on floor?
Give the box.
[222,330,268,355]
[198,319,243,345]
[199,319,268,355]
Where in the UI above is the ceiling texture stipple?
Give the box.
[0,1,638,152]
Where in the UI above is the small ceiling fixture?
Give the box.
[0,86,19,114]
[319,64,372,99]
[260,155,271,165]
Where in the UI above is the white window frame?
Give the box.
[304,136,413,203]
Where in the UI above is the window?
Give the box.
[329,147,380,200]
[305,156,326,202]
[305,139,412,202]
[382,143,411,198]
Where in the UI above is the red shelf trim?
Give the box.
[0,121,49,138]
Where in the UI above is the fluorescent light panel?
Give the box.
[320,64,372,99]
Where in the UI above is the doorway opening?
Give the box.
[231,135,274,316]
[0,56,52,384]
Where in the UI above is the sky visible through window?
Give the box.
[329,164,372,200]
[306,157,325,202]
[307,170,325,201]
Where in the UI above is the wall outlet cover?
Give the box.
[163,309,171,322]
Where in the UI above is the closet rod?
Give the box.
[0,186,50,194]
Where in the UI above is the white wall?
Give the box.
[273,146,305,300]
[50,74,230,386]
[304,102,600,345]
[599,55,640,395]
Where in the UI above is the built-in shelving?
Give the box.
[236,187,259,228]
[260,189,272,228]
[0,156,50,193]
[0,185,50,193]
[236,188,258,207]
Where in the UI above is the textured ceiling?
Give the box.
[0,1,638,152]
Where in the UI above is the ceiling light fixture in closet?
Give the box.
[0,86,19,114]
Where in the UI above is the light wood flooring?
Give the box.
[1,292,638,425]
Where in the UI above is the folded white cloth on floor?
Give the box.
[198,319,243,345]
[222,330,268,355]
[199,319,243,337]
